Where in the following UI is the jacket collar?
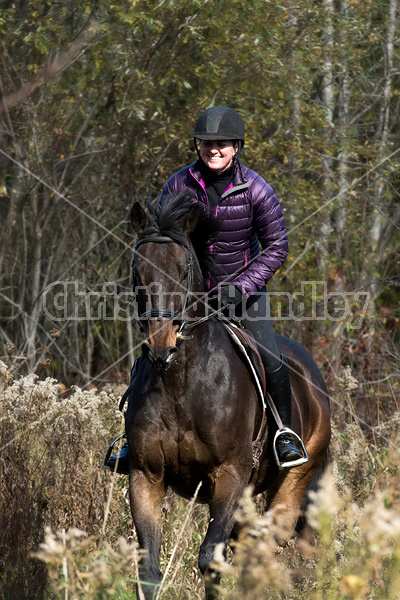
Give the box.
[190,159,250,198]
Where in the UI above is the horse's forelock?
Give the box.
[141,193,197,245]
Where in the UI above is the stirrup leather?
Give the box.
[273,427,309,470]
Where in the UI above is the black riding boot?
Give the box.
[104,440,129,475]
[103,357,140,475]
[266,356,304,467]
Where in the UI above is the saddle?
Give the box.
[220,318,308,471]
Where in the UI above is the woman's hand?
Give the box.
[207,284,243,314]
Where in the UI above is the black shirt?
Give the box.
[198,160,234,215]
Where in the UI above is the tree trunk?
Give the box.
[317,0,335,272]
[335,0,350,270]
[363,0,398,304]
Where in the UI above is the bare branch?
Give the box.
[0,21,100,115]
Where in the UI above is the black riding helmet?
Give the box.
[193,106,245,147]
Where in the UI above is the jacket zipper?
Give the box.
[189,168,209,216]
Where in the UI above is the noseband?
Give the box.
[134,235,194,335]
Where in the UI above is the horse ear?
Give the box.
[180,204,200,235]
[131,202,149,233]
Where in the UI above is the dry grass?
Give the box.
[1,358,399,600]
[0,360,127,599]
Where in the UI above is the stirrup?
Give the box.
[273,427,309,470]
[103,433,127,470]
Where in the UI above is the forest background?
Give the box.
[0,0,399,599]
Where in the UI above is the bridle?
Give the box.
[133,235,195,338]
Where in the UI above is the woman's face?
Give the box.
[199,139,238,173]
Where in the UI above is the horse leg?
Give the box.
[199,471,247,600]
[199,501,232,600]
[267,462,322,540]
[129,469,165,600]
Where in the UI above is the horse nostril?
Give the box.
[142,344,178,369]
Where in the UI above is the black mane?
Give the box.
[141,192,222,280]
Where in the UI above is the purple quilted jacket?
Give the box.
[159,159,289,296]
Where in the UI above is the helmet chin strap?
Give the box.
[194,138,201,160]
[232,147,242,167]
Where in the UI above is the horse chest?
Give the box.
[161,425,216,467]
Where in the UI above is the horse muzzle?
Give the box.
[141,342,178,370]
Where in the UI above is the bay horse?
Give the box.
[125,194,331,599]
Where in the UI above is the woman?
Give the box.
[105,106,304,473]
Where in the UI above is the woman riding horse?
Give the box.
[105,106,305,472]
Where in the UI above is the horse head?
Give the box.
[130,195,203,370]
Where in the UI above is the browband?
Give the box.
[135,235,189,250]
